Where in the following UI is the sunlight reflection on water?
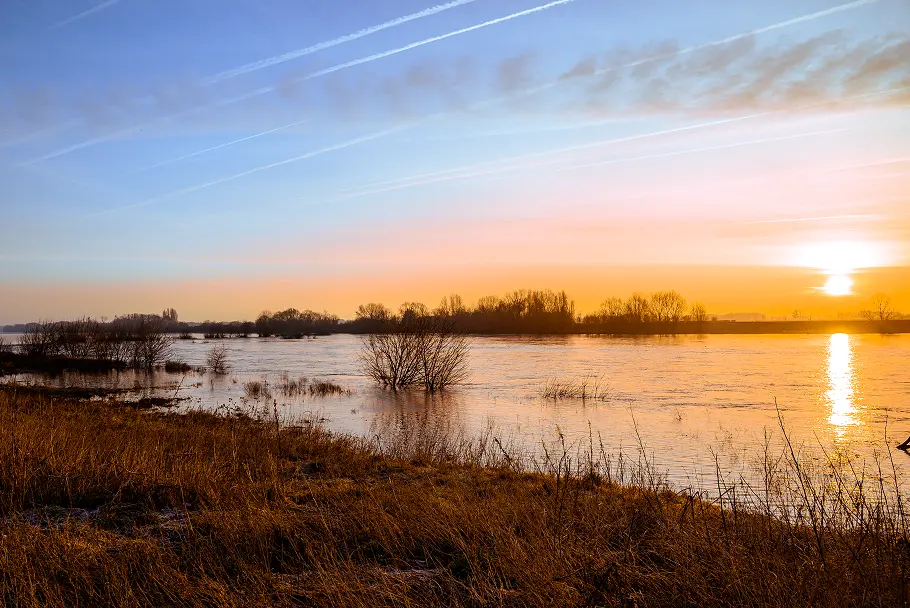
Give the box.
[826,333,857,434]
[6,332,910,488]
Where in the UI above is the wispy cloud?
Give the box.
[331,113,775,201]
[203,0,482,84]
[50,0,121,30]
[87,122,419,217]
[328,81,905,204]
[132,117,311,173]
[750,214,881,224]
[558,128,848,171]
[523,0,885,103]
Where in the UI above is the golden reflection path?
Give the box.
[826,333,857,435]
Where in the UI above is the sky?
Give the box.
[1,0,909,322]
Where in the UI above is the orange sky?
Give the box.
[2,265,908,323]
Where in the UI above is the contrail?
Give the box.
[301,0,577,81]
[331,83,907,204]
[824,156,910,172]
[133,117,311,173]
[26,0,574,165]
[19,86,273,166]
[26,0,874,164]
[750,214,881,224]
[324,128,844,205]
[558,128,848,171]
[203,0,482,84]
[50,0,120,29]
[87,123,418,217]
[332,112,774,201]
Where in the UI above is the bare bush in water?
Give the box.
[206,344,230,374]
[17,321,60,357]
[360,317,469,392]
[243,380,271,400]
[541,375,610,401]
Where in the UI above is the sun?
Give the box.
[823,274,853,296]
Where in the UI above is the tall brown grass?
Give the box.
[0,387,908,607]
[541,375,610,401]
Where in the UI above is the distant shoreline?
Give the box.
[570,320,910,335]
[3,320,909,338]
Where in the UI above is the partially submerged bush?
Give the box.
[205,344,230,374]
[360,317,469,392]
[163,359,193,373]
[308,379,351,397]
[541,375,610,401]
[15,316,173,368]
[243,380,270,400]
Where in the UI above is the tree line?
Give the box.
[350,289,708,334]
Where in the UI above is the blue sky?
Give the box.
[1,0,909,320]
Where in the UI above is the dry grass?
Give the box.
[246,377,351,400]
[541,375,611,401]
[0,388,908,607]
[308,379,351,397]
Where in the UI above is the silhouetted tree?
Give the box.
[625,293,651,323]
[689,302,709,324]
[650,291,687,323]
[356,302,393,322]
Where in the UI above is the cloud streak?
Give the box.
[530,0,883,102]
[203,0,482,84]
[133,117,311,173]
[87,123,420,217]
[327,82,905,204]
[558,128,848,171]
[23,0,575,164]
[50,0,121,29]
[299,0,576,82]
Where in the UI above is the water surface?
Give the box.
[7,333,910,487]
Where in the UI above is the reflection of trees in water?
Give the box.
[370,389,464,431]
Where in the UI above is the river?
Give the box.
[6,332,910,488]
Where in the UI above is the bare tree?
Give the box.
[625,293,651,323]
[206,344,230,374]
[355,302,393,322]
[398,302,429,322]
[434,294,467,317]
[599,297,625,322]
[650,291,687,323]
[871,294,895,321]
[18,321,60,357]
[689,302,709,324]
[360,317,469,392]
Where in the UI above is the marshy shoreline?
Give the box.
[1,385,908,607]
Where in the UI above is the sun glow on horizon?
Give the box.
[795,241,890,274]
[822,274,853,296]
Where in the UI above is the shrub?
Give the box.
[206,344,230,374]
[243,380,270,400]
[360,317,468,392]
[308,379,351,397]
[164,360,193,373]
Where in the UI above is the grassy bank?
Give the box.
[0,388,908,607]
